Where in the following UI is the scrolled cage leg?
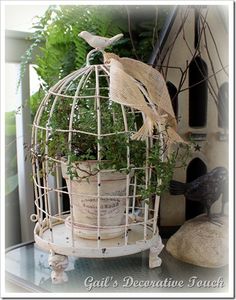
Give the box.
[48,250,69,284]
[149,235,164,269]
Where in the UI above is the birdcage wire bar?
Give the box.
[31,57,163,262]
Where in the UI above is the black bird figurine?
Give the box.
[169,167,228,220]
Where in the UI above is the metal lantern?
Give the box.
[31,50,164,284]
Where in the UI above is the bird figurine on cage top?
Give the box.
[78,31,124,50]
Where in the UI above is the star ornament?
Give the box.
[194,144,201,151]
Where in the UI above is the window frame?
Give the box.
[5,30,36,242]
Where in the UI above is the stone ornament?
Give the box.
[166,214,228,268]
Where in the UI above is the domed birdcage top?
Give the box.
[32,49,184,172]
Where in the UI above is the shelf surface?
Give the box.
[5,241,229,294]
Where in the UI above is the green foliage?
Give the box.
[35,89,146,175]
[29,88,45,117]
[141,140,191,198]
[29,5,130,88]
[33,89,191,197]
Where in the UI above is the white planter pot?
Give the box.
[61,160,128,240]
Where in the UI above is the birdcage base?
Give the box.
[34,216,163,284]
[34,217,163,260]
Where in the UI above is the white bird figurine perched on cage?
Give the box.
[78,31,123,50]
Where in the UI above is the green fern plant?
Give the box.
[24,5,132,110]
[21,5,171,95]
[32,6,130,87]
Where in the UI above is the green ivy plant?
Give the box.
[33,91,191,198]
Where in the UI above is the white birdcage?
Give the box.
[31,50,166,284]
